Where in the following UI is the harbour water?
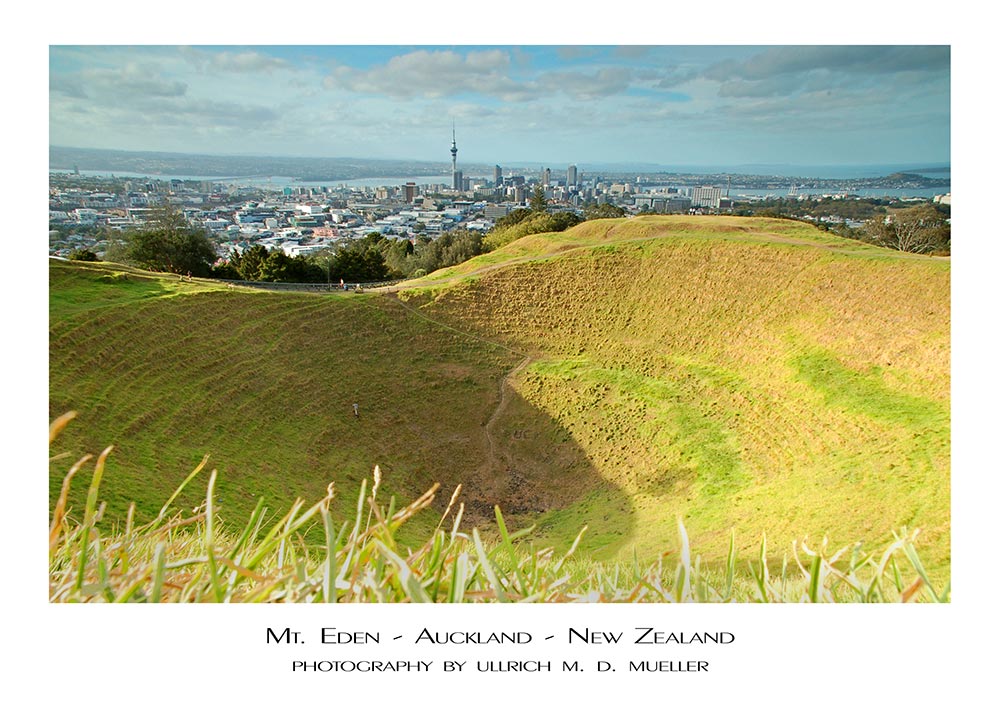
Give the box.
[728,187,949,199]
[50,168,950,199]
[49,169,452,190]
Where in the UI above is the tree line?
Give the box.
[89,195,944,285]
[481,186,623,251]
[101,205,494,283]
[734,198,950,255]
[90,198,633,281]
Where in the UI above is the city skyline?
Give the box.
[49,45,950,168]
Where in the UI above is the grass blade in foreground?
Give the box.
[48,419,950,603]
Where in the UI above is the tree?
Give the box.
[69,249,98,262]
[210,260,242,280]
[258,249,294,282]
[529,184,547,213]
[329,246,389,282]
[483,210,582,252]
[229,245,327,283]
[493,207,534,230]
[549,211,583,231]
[584,203,626,220]
[230,244,270,280]
[360,248,389,280]
[307,249,338,283]
[123,206,217,276]
[863,205,950,254]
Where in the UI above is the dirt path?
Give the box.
[483,355,532,474]
[389,295,534,508]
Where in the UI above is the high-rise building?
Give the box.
[543,168,551,187]
[454,170,464,191]
[404,182,417,203]
[665,197,692,212]
[567,164,578,187]
[494,165,502,187]
[691,186,723,209]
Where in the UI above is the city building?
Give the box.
[567,164,578,187]
[691,186,723,209]
[484,204,512,219]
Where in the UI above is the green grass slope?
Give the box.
[50,261,613,541]
[395,216,950,574]
[50,215,950,579]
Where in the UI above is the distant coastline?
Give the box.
[50,145,949,189]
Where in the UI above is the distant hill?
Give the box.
[49,145,452,181]
[49,216,950,576]
[886,171,935,181]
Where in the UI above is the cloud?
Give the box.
[702,46,950,102]
[538,67,633,99]
[48,45,950,164]
[613,46,652,59]
[324,49,641,102]
[165,99,281,128]
[180,47,291,74]
[705,46,949,82]
[49,75,88,99]
[324,49,522,99]
[447,103,498,120]
[51,81,281,141]
[50,62,188,103]
[50,48,298,147]
[638,66,701,90]
[556,46,601,61]
[704,86,918,133]
[716,73,847,98]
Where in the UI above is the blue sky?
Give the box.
[49,45,950,168]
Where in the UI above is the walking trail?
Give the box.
[389,296,534,510]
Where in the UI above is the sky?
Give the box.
[49,45,950,169]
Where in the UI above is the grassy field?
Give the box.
[49,411,947,603]
[49,260,524,543]
[50,215,950,589]
[395,216,950,577]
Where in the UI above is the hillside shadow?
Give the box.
[50,270,636,563]
[454,371,637,561]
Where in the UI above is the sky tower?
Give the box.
[450,125,460,190]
